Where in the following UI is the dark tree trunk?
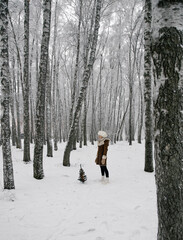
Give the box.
[0,0,15,190]
[144,0,153,172]
[63,0,103,166]
[33,0,52,179]
[152,1,183,239]
[23,0,31,163]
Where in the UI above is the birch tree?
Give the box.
[128,6,143,145]
[0,0,15,189]
[9,60,17,147]
[8,11,22,149]
[152,0,183,238]
[33,0,52,179]
[51,0,58,151]
[46,60,53,157]
[23,0,31,162]
[144,0,153,172]
[63,0,103,166]
[15,57,22,149]
[69,0,83,128]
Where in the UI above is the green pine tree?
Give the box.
[78,165,87,183]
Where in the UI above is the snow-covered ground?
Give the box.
[0,141,157,240]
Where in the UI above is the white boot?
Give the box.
[101,176,105,182]
[105,178,109,184]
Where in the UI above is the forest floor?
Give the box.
[0,141,157,240]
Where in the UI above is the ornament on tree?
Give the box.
[78,165,87,183]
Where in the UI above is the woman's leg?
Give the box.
[103,166,109,178]
[100,166,105,176]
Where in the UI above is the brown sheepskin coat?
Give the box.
[95,139,109,166]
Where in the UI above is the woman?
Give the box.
[95,131,110,183]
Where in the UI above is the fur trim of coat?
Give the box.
[95,138,110,166]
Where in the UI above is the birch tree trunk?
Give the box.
[10,58,17,146]
[83,92,87,146]
[128,31,134,146]
[33,0,52,179]
[46,60,53,157]
[54,60,59,150]
[69,0,82,128]
[8,11,22,149]
[91,71,96,145]
[136,42,143,144]
[63,0,102,166]
[16,56,22,149]
[137,78,143,144]
[23,0,31,163]
[29,40,35,144]
[69,0,83,150]
[58,98,62,143]
[152,1,183,238]
[0,0,15,189]
[52,0,58,151]
[144,0,153,172]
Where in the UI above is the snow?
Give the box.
[0,141,157,240]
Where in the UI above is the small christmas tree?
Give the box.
[78,165,87,183]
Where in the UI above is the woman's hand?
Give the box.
[101,155,107,165]
[101,159,106,165]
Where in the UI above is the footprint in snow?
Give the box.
[101,221,109,230]
[134,205,141,210]
[141,226,148,231]
[114,230,124,235]
[129,230,141,239]
[87,228,96,232]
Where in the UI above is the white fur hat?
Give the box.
[98,131,107,138]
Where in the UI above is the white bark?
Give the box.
[0,0,15,190]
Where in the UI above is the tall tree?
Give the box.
[15,56,22,149]
[152,0,183,239]
[69,0,83,128]
[0,0,15,189]
[46,60,53,157]
[128,5,142,145]
[63,0,103,166]
[8,13,22,149]
[23,0,31,162]
[69,0,83,150]
[33,0,52,179]
[144,0,153,172]
[10,59,17,147]
[52,0,58,151]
